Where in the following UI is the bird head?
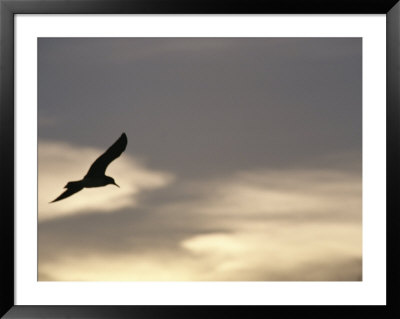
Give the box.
[106,176,120,187]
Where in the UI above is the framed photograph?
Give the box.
[1,0,399,318]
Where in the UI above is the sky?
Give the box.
[38,38,362,281]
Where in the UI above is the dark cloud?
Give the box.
[38,38,361,178]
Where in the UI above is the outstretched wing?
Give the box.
[50,182,83,203]
[85,133,127,178]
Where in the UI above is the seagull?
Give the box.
[50,133,128,203]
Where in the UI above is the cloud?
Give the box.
[160,169,361,224]
[38,115,58,128]
[180,223,361,281]
[39,164,362,281]
[40,38,238,67]
[38,140,174,221]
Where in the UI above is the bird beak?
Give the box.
[113,182,120,188]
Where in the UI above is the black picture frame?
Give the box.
[1,0,399,318]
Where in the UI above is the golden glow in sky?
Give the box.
[38,142,361,281]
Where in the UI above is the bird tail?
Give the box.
[50,180,84,203]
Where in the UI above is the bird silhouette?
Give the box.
[50,133,128,203]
